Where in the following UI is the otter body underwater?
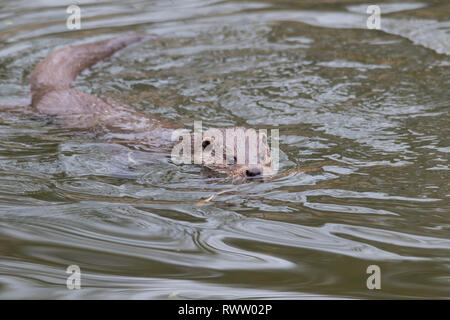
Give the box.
[26,34,273,178]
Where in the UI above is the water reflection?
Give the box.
[0,0,449,298]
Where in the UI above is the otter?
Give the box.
[28,34,273,178]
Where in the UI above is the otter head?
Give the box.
[195,127,273,178]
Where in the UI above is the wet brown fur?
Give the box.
[29,34,272,177]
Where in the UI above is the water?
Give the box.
[0,0,449,299]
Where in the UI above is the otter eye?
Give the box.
[202,140,211,150]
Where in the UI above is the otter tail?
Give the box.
[30,34,148,107]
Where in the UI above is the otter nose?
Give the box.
[245,167,262,177]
